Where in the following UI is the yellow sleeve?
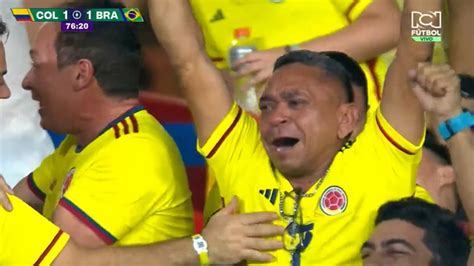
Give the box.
[197,103,262,197]
[332,0,374,22]
[0,195,70,265]
[60,135,192,244]
[373,108,425,157]
[29,135,76,202]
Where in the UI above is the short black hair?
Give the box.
[274,50,354,103]
[55,0,142,99]
[375,198,469,266]
[320,51,368,110]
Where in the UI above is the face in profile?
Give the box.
[362,219,434,266]
[258,63,357,178]
[0,42,10,99]
[21,23,78,133]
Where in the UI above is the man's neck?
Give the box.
[286,154,336,193]
[75,99,139,147]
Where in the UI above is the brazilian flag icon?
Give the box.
[123,8,144,22]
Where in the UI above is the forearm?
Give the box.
[446,128,474,222]
[13,177,43,212]
[148,0,205,70]
[447,0,474,75]
[58,238,199,266]
[300,6,400,62]
[113,238,198,266]
[147,0,232,144]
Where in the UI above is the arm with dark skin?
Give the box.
[380,0,440,145]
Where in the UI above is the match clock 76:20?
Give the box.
[60,21,93,32]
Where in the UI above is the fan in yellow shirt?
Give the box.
[146,0,437,264]
[26,106,194,246]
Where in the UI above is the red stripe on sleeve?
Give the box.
[344,0,359,22]
[34,230,64,266]
[376,115,415,155]
[59,199,116,245]
[206,107,243,159]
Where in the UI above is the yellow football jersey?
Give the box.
[190,0,388,111]
[0,195,69,265]
[27,106,194,246]
[198,103,423,265]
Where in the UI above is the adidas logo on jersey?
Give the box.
[259,188,278,205]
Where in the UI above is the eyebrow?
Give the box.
[382,239,417,252]
[259,95,274,102]
[361,241,375,250]
[280,90,304,99]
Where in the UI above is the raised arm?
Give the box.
[410,62,474,266]
[447,0,474,75]
[381,0,440,145]
[148,0,232,144]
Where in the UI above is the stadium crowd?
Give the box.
[0,0,473,265]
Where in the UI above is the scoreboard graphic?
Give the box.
[11,8,143,32]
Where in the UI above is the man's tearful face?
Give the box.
[259,63,349,178]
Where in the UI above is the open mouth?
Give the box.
[272,137,299,148]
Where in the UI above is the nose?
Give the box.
[267,104,290,126]
[22,70,33,91]
[0,84,10,99]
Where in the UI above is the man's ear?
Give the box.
[437,165,455,186]
[336,103,359,139]
[73,59,94,91]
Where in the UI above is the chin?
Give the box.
[271,159,306,178]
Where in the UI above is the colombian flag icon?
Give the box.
[11,8,33,22]
[123,8,144,22]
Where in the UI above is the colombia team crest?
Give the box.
[320,186,348,216]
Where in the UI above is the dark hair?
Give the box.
[375,198,470,266]
[320,51,368,110]
[55,0,142,99]
[274,50,354,103]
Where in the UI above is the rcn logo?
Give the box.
[411,11,442,29]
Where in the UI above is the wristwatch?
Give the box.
[192,234,209,265]
[437,111,474,141]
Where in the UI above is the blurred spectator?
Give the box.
[416,132,457,211]
[362,197,469,266]
[410,56,474,265]
[0,1,55,186]
[191,0,400,113]
[1,0,195,249]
